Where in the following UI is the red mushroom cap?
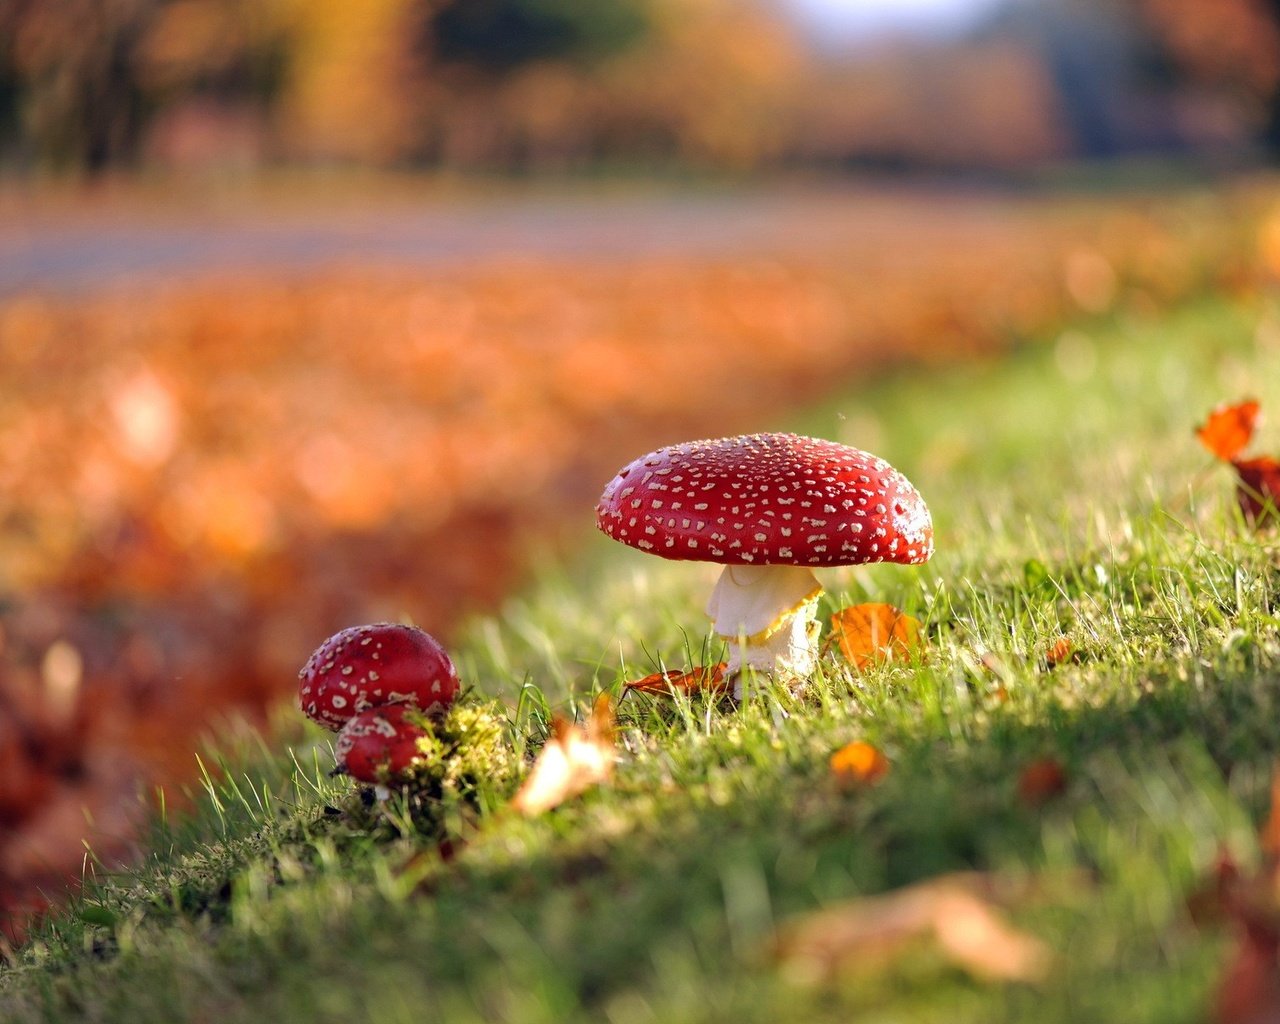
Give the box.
[596,433,932,568]
[334,704,429,784]
[298,623,459,732]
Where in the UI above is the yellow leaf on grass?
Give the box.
[829,604,922,668]
[511,693,615,817]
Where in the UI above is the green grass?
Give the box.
[5,295,1280,1023]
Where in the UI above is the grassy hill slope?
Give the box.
[4,295,1280,1023]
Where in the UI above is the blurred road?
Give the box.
[0,186,1014,295]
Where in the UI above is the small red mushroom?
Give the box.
[298,623,459,731]
[596,433,932,692]
[334,704,429,786]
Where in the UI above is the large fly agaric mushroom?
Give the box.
[298,623,459,731]
[596,433,932,690]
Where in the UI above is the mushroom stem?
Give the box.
[704,564,824,694]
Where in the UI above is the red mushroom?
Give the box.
[596,433,932,692]
[334,703,429,788]
[298,623,459,731]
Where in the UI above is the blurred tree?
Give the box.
[133,0,285,103]
[0,0,157,170]
[597,0,804,169]
[430,0,647,71]
[12,0,1210,175]
[263,0,649,166]
[1138,0,1280,151]
[268,0,424,163]
[0,0,286,171]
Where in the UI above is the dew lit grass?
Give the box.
[4,295,1280,1023]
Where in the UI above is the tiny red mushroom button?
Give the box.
[298,623,460,732]
[335,704,429,785]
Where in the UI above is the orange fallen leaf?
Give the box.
[829,741,890,786]
[510,693,615,817]
[775,873,1050,986]
[1196,400,1280,531]
[1044,636,1074,668]
[624,663,730,696]
[1198,400,1260,462]
[829,604,922,669]
[1017,758,1068,807]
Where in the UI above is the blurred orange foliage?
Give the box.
[0,186,1270,943]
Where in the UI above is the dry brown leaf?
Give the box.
[829,741,890,786]
[624,663,729,696]
[510,693,615,817]
[829,604,923,669]
[1198,400,1260,462]
[775,873,1050,986]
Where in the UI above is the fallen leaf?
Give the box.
[775,873,1050,986]
[510,694,615,817]
[829,604,923,669]
[1044,636,1074,668]
[1218,933,1280,1024]
[829,741,890,786]
[1017,758,1068,807]
[624,663,729,696]
[1235,457,1280,527]
[1198,400,1260,462]
[931,888,1052,983]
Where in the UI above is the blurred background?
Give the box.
[3,0,1280,945]
[2,0,1280,176]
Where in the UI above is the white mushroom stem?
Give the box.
[704,564,824,691]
